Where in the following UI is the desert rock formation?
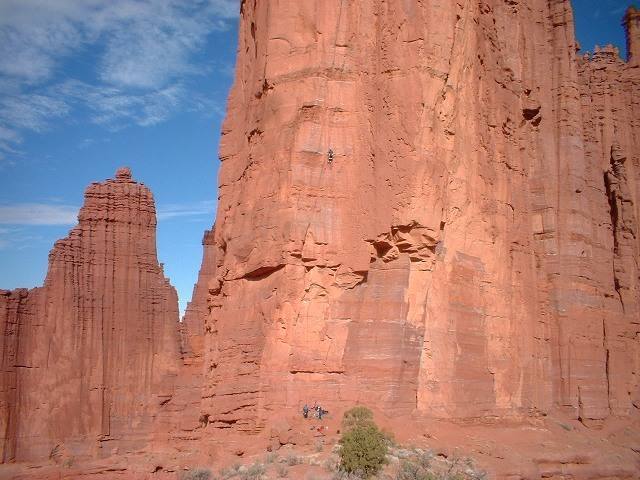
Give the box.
[0,168,182,463]
[196,0,640,437]
[1,1,639,478]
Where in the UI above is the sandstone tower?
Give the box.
[0,168,181,462]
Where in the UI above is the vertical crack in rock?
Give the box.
[603,318,611,412]
[604,143,635,313]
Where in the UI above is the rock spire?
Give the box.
[0,168,181,462]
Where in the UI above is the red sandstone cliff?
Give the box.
[194,0,640,441]
[0,168,182,463]
[1,1,639,478]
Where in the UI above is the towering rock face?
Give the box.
[196,0,640,434]
[0,168,181,462]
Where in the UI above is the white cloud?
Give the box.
[0,226,52,250]
[0,125,23,159]
[0,93,69,131]
[0,203,78,225]
[0,199,216,226]
[157,200,217,220]
[0,0,240,157]
[205,0,241,19]
[0,0,239,86]
[54,80,189,128]
[0,126,20,143]
[0,226,18,249]
[99,9,209,89]
[0,1,86,83]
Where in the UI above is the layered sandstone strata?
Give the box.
[196,0,640,436]
[0,168,181,462]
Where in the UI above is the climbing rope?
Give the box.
[321,0,346,169]
[301,0,347,343]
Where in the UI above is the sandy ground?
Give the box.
[1,407,639,479]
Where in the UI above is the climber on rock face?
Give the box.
[303,404,309,418]
[328,148,334,164]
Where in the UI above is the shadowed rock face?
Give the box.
[194,0,640,434]
[0,169,181,462]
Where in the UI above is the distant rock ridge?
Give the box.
[625,5,640,64]
[0,168,183,463]
[182,227,217,363]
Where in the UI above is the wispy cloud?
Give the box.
[0,0,239,86]
[0,125,23,161]
[0,203,78,225]
[0,200,216,225]
[0,93,69,131]
[0,226,52,250]
[0,125,21,144]
[157,200,216,220]
[0,227,11,249]
[0,0,240,157]
[611,5,627,16]
[55,80,187,127]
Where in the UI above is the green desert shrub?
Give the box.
[342,406,374,430]
[339,421,388,478]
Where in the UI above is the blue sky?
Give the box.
[0,0,633,315]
